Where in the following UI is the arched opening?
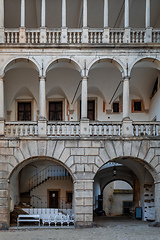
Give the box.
[9,157,74,227]
[4,58,39,122]
[93,158,155,223]
[46,59,81,121]
[87,58,124,121]
[130,58,160,121]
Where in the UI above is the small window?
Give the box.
[49,101,62,121]
[66,192,72,203]
[80,100,95,120]
[18,102,31,121]
[113,102,119,113]
[132,100,144,113]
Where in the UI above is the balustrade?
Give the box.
[109,29,124,44]
[132,122,160,137]
[5,29,19,44]
[3,28,160,45]
[89,122,122,136]
[5,122,38,137]
[47,121,80,137]
[130,29,145,43]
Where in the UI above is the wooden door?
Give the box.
[49,191,59,208]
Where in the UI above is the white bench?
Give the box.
[17,214,40,227]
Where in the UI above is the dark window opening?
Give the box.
[66,192,72,203]
[134,101,142,111]
[113,102,119,113]
[80,100,95,120]
[123,201,133,215]
[49,101,62,121]
[18,102,31,121]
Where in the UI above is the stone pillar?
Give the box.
[104,0,109,28]
[146,0,150,28]
[0,179,9,230]
[39,76,46,119]
[123,76,130,119]
[0,77,4,135]
[0,0,4,43]
[124,0,129,28]
[83,0,87,28]
[41,0,46,27]
[155,181,160,222]
[122,76,133,137]
[74,180,93,227]
[38,76,47,136]
[21,0,25,27]
[62,0,67,28]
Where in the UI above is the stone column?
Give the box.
[80,72,89,136]
[123,76,130,119]
[74,180,93,227]
[124,0,129,28]
[155,181,160,222]
[21,0,25,27]
[0,179,9,230]
[104,0,109,28]
[0,77,4,135]
[83,0,87,28]
[0,0,4,28]
[62,0,67,28]
[41,0,46,27]
[146,0,150,28]
[39,76,46,119]
[122,76,133,136]
[0,0,4,43]
[38,76,47,136]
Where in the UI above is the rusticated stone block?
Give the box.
[53,141,65,159]
[79,141,92,148]
[71,148,85,156]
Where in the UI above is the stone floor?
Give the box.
[1,217,160,240]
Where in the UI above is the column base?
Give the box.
[38,119,47,137]
[80,118,89,136]
[40,27,47,43]
[0,27,4,43]
[61,27,68,43]
[124,27,131,43]
[82,27,89,44]
[19,27,26,43]
[122,119,133,137]
[75,221,95,228]
[103,28,110,43]
[145,27,153,43]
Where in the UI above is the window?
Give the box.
[80,100,95,120]
[66,192,72,203]
[132,100,144,113]
[49,101,62,121]
[113,102,119,113]
[18,102,31,121]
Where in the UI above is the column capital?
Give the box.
[123,76,131,81]
[81,70,88,79]
[39,76,46,81]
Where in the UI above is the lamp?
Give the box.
[113,166,117,176]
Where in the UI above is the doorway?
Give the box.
[48,190,59,208]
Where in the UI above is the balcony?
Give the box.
[2,27,160,45]
[3,120,160,138]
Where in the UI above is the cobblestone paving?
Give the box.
[1,217,160,240]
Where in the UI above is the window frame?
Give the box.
[47,99,65,121]
[132,99,144,113]
[16,99,33,121]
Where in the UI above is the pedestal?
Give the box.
[38,119,47,137]
[122,119,133,137]
[80,118,89,136]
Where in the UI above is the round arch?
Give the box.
[8,156,76,182]
[2,57,41,76]
[129,57,160,76]
[87,57,125,75]
[45,57,83,76]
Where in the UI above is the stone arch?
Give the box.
[97,141,158,182]
[2,57,41,76]
[129,57,160,76]
[45,57,83,76]
[87,57,125,75]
